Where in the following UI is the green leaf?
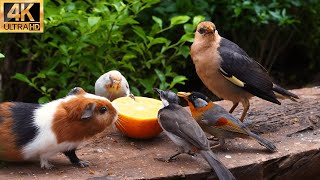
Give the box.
[242,1,251,6]
[170,16,190,26]
[169,75,187,89]
[130,44,145,56]
[152,16,162,29]
[59,45,68,56]
[13,73,31,84]
[0,53,4,58]
[269,11,281,20]
[281,9,287,17]
[184,24,194,33]
[155,69,165,82]
[38,96,50,104]
[192,15,205,28]
[45,70,58,76]
[160,82,169,90]
[122,54,137,61]
[130,86,140,96]
[148,37,169,48]
[253,5,262,14]
[179,33,194,43]
[179,45,190,58]
[290,0,301,7]
[139,76,156,94]
[37,73,46,79]
[56,89,70,98]
[132,26,146,41]
[40,86,47,92]
[88,16,101,27]
[118,17,139,25]
[234,7,241,17]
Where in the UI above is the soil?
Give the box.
[0,87,319,180]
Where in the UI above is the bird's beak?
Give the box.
[177,92,191,97]
[153,88,161,95]
[208,26,215,33]
[111,80,121,89]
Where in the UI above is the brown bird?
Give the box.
[190,21,299,121]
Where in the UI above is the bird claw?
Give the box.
[207,136,219,141]
[154,157,178,163]
[210,143,221,149]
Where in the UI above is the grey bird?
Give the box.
[95,70,134,101]
[154,88,235,180]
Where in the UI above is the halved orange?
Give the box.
[112,96,163,139]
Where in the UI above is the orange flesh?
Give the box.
[112,97,163,139]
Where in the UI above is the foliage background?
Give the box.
[0,0,319,103]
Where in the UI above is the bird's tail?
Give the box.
[200,150,235,180]
[272,84,299,102]
[246,131,277,152]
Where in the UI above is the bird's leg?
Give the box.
[210,138,225,149]
[154,150,183,162]
[168,151,182,161]
[240,99,250,122]
[229,102,239,113]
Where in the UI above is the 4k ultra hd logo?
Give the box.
[0,0,43,33]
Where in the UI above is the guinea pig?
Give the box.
[0,87,117,169]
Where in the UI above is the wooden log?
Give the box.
[0,87,319,179]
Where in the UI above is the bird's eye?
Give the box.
[198,27,206,34]
[99,107,107,114]
[192,95,197,99]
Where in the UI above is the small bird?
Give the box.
[154,88,235,180]
[190,21,299,122]
[178,91,277,152]
[95,70,134,101]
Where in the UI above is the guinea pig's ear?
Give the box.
[81,103,96,120]
[67,87,86,96]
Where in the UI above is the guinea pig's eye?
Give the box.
[99,107,107,114]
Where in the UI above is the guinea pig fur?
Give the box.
[0,87,117,169]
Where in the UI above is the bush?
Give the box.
[1,0,319,102]
[12,0,203,103]
[146,0,320,88]
[150,0,303,71]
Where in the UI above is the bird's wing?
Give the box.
[218,37,250,57]
[159,105,209,150]
[201,104,248,134]
[217,38,280,104]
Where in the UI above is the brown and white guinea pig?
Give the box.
[0,87,117,169]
